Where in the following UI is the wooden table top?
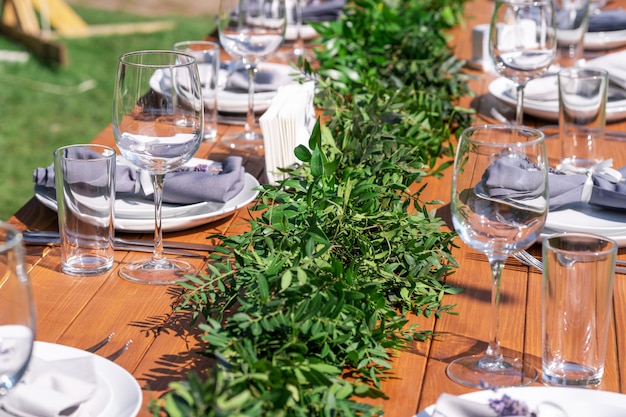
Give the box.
[9,0,626,415]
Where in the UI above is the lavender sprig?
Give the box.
[489,394,535,417]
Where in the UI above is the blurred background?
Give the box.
[0,0,219,219]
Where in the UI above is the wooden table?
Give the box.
[8,0,626,415]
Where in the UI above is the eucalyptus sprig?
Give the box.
[154,0,473,415]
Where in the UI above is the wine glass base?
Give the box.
[221,131,264,150]
[446,354,538,388]
[119,258,197,285]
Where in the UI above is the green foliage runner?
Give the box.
[155,0,473,415]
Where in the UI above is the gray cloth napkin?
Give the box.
[477,155,626,211]
[302,0,345,22]
[475,156,547,201]
[226,66,293,93]
[33,152,245,205]
[588,10,626,32]
[549,166,626,211]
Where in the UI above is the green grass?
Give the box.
[0,7,217,220]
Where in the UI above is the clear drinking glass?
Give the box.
[448,125,548,388]
[0,222,35,395]
[218,0,287,149]
[112,50,203,285]
[489,0,557,125]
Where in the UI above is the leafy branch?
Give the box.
[154,0,472,415]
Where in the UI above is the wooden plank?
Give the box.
[30,0,89,32]
[0,22,65,64]
[2,0,40,34]
[53,20,176,38]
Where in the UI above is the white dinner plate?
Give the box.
[417,386,626,416]
[488,77,626,122]
[0,341,142,417]
[34,162,260,233]
[585,29,626,51]
[150,62,297,114]
[542,202,626,246]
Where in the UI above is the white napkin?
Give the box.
[586,49,626,90]
[431,393,498,417]
[260,81,316,184]
[1,356,97,417]
[523,75,559,101]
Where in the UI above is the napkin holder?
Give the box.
[260,81,316,185]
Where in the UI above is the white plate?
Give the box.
[34,167,260,233]
[417,386,626,416]
[150,62,297,114]
[543,202,626,246]
[585,29,626,51]
[488,77,626,122]
[3,341,142,417]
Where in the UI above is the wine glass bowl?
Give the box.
[447,125,549,388]
[112,50,204,284]
[0,222,35,396]
[489,0,557,125]
[218,0,287,149]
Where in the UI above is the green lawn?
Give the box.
[0,7,217,220]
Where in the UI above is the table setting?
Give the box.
[0,341,142,417]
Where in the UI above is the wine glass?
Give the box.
[218,0,287,149]
[112,50,203,285]
[279,0,313,63]
[448,125,548,388]
[489,0,557,125]
[0,222,35,395]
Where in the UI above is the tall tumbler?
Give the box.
[173,40,220,141]
[54,144,116,276]
[558,67,608,170]
[542,232,617,386]
[555,0,590,68]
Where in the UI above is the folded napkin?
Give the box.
[226,65,294,93]
[476,155,626,212]
[550,160,626,210]
[474,154,547,211]
[1,356,97,417]
[588,9,626,32]
[33,154,245,205]
[302,0,345,22]
[431,393,499,416]
[522,75,559,101]
[586,49,626,90]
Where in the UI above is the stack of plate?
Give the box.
[34,158,260,233]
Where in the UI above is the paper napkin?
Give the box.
[1,356,97,417]
[260,81,316,184]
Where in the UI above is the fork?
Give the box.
[513,250,626,275]
[85,332,114,353]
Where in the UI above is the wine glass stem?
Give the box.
[484,258,505,366]
[294,0,304,56]
[151,173,166,264]
[245,65,258,136]
[515,84,525,126]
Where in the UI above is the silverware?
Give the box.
[22,234,208,258]
[513,249,626,275]
[106,339,132,361]
[23,230,214,253]
[85,332,114,353]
